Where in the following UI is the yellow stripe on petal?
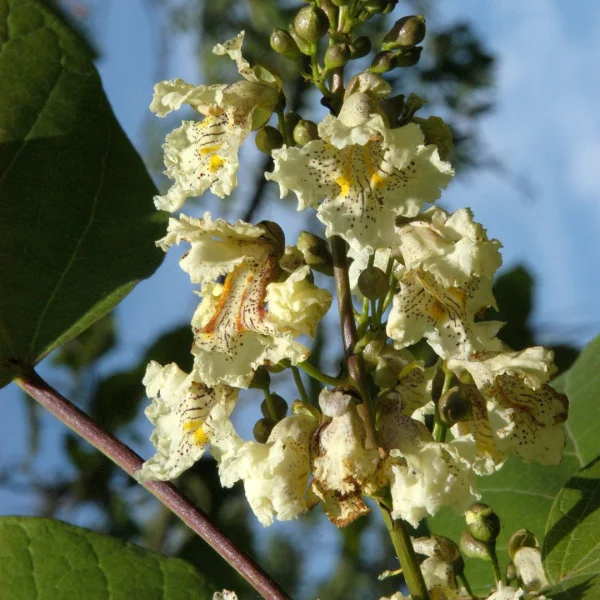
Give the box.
[193,426,209,446]
[200,143,222,156]
[209,155,225,172]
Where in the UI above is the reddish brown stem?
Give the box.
[16,368,291,600]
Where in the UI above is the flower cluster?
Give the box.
[140,20,566,600]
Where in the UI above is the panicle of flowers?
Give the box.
[139,8,566,600]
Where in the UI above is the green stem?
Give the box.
[310,43,329,97]
[380,507,430,600]
[297,361,348,388]
[16,368,291,600]
[457,572,473,597]
[489,542,503,585]
[276,108,292,147]
[263,386,278,421]
[291,365,310,404]
[330,235,376,448]
[432,366,453,442]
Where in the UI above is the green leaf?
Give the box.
[429,335,600,596]
[0,516,216,599]
[0,0,166,389]
[542,457,600,600]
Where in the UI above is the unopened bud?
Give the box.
[382,0,398,14]
[415,116,453,161]
[261,393,288,421]
[293,119,319,145]
[297,231,333,275]
[358,266,388,300]
[259,220,285,249]
[438,385,471,427]
[349,36,371,59]
[270,29,302,61]
[382,15,426,50]
[506,562,517,583]
[253,417,276,443]
[507,529,538,561]
[319,0,338,25]
[325,44,351,69]
[249,366,271,391]
[466,503,501,544]
[460,530,490,561]
[431,368,445,402]
[294,6,329,42]
[279,245,305,272]
[395,46,423,67]
[289,25,312,55]
[370,51,397,74]
[255,126,284,155]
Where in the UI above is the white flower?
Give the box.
[448,348,568,465]
[267,92,453,254]
[377,399,480,527]
[486,584,525,600]
[152,32,279,212]
[265,265,332,338]
[206,405,317,526]
[395,207,502,287]
[311,389,381,526]
[513,547,549,595]
[160,213,317,388]
[136,362,237,482]
[387,269,503,360]
[213,591,238,600]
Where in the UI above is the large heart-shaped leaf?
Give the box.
[542,457,600,599]
[0,0,166,389]
[429,335,600,596]
[0,516,215,599]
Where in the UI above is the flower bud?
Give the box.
[349,36,371,59]
[294,6,329,42]
[438,385,471,427]
[460,530,490,561]
[319,0,338,26]
[466,503,501,544]
[382,0,398,14]
[293,119,319,145]
[507,529,538,561]
[270,28,302,61]
[358,266,388,300]
[506,562,517,583]
[253,417,276,443]
[415,116,453,161]
[249,366,271,391]
[289,25,313,55]
[255,126,284,155]
[382,15,426,50]
[362,0,386,15]
[261,393,289,421]
[259,220,285,250]
[297,231,334,275]
[279,245,305,273]
[325,44,351,69]
[370,51,397,74]
[395,46,423,67]
[431,368,445,402]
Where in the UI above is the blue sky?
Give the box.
[1,0,599,564]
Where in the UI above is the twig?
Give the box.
[16,368,291,600]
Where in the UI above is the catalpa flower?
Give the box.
[387,269,503,360]
[160,213,330,388]
[396,207,502,287]
[151,31,279,212]
[267,92,454,254]
[311,389,381,527]
[448,347,569,466]
[136,361,238,482]
[206,404,317,526]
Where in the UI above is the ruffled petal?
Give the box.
[150,79,224,117]
[136,362,238,482]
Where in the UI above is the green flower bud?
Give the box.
[370,51,397,74]
[279,245,305,273]
[259,220,285,250]
[431,367,445,402]
[506,562,517,583]
[349,36,371,59]
[270,28,302,61]
[297,231,333,275]
[294,6,329,42]
[358,266,388,300]
[460,530,490,561]
[414,116,453,161]
[466,503,501,544]
[507,529,539,561]
[253,417,276,443]
[293,119,319,145]
[319,0,338,26]
[438,385,472,427]
[395,46,423,67]
[325,44,351,69]
[382,15,426,50]
[255,126,284,155]
[289,25,313,55]
[382,0,398,14]
[260,393,289,421]
[249,366,271,390]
